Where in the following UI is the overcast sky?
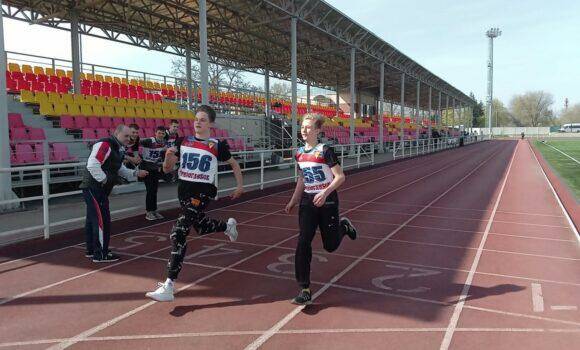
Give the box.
[3,0,579,113]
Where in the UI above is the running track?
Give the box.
[0,140,578,349]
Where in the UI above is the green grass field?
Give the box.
[533,139,580,200]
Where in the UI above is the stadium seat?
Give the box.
[28,128,46,140]
[15,143,37,164]
[87,117,102,129]
[95,128,109,139]
[51,143,77,162]
[60,115,75,129]
[74,117,89,129]
[82,128,97,140]
[8,113,24,128]
[100,117,113,128]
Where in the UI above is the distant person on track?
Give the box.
[521,131,525,140]
[146,105,244,302]
[140,126,168,221]
[80,125,148,263]
[284,113,358,305]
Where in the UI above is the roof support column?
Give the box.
[335,83,340,118]
[0,0,17,211]
[264,69,271,119]
[291,16,298,149]
[438,90,442,128]
[399,73,405,142]
[378,62,385,153]
[445,95,449,128]
[186,48,193,110]
[416,80,420,142]
[199,0,209,105]
[306,81,311,112]
[70,11,81,95]
[452,98,456,132]
[428,86,432,142]
[349,47,356,146]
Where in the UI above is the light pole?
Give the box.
[486,27,501,136]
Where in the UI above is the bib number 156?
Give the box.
[182,153,212,172]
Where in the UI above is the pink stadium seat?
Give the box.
[28,128,46,140]
[51,143,77,162]
[33,143,45,163]
[11,128,29,141]
[60,115,75,129]
[143,128,155,137]
[111,117,124,127]
[134,118,146,129]
[15,143,37,164]
[8,113,24,128]
[123,117,135,125]
[145,118,157,128]
[138,128,146,138]
[82,128,97,140]
[74,116,88,129]
[100,117,113,128]
[87,117,101,129]
[95,128,109,139]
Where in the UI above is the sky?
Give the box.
[2,0,579,114]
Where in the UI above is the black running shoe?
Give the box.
[341,217,357,240]
[92,251,120,263]
[291,289,312,305]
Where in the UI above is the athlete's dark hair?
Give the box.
[196,104,216,123]
[156,125,167,132]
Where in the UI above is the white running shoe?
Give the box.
[145,281,174,302]
[224,218,238,242]
[154,211,164,220]
[145,212,157,221]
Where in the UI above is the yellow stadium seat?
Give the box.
[73,94,85,104]
[114,106,127,118]
[161,109,172,118]
[144,108,155,119]
[62,93,74,105]
[8,63,21,73]
[125,99,137,107]
[19,90,35,104]
[56,69,66,78]
[135,100,146,108]
[66,70,73,78]
[103,105,115,117]
[160,84,167,90]
[129,79,138,86]
[48,92,62,104]
[113,77,121,84]
[85,73,94,81]
[178,110,188,119]
[145,100,154,108]
[39,102,55,116]
[53,103,68,116]
[92,105,105,116]
[104,75,113,83]
[134,107,146,118]
[138,80,145,87]
[96,96,108,105]
[115,98,127,106]
[145,81,154,90]
[121,78,128,85]
[153,82,161,90]
[34,92,48,105]
[68,104,81,116]
[84,95,97,105]
[167,84,174,91]
[153,109,163,119]
[33,66,45,75]
[80,72,86,80]
[44,67,55,76]
[80,104,93,116]
[125,107,136,118]
[95,74,104,82]
[170,109,180,118]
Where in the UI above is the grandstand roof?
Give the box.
[2,0,475,108]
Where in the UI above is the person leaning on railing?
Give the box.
[79,125,148,263]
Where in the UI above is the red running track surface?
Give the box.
[0,140,578,350]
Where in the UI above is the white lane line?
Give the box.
[550,306,578,311]
[528,141,579,241]
[532,283,545,312]
[439,141,519,350]
[542,141,580,165]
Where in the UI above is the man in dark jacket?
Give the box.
[80,125,148,262]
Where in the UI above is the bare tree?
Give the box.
[558,103,580,124]
[269,82,292,99]
[170,58,259,92]
[488,98,517,127]
[509,91,555,126]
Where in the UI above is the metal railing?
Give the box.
[0,142,376,241]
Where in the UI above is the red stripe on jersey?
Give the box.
[95,142,110,164]
[182,140,218,157]
[296,153,325,164]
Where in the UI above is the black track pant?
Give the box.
[143,169,161,212]
[295,193,348,289]
[82,187,111,259]
[166,192,227,280]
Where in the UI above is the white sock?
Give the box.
[165,278,174,287]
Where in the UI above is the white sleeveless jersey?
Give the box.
[140,137,166,164]
[296,143,335,194]
[178,137,219,184]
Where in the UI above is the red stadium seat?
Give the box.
[95,128,110,139]
[28,128,46,140]
[51,143,77,162]
[87,117,102,129]
[11,128,29,141]
[8,113,24,128]
[60,115,75,129]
